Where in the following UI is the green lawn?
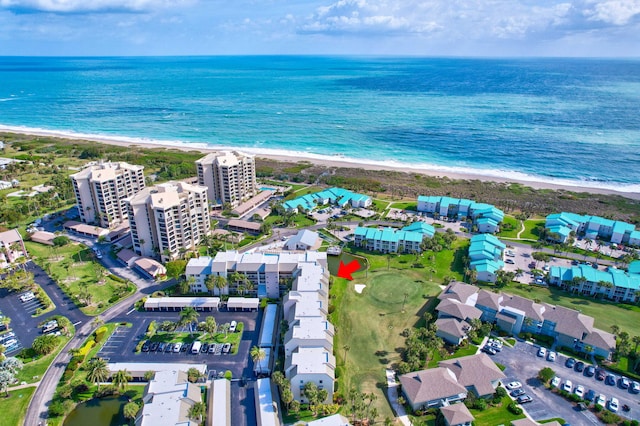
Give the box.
[264,213,316,228]
[25,241,134,315]
[427,344,479,368]
[148,329,242,348]
[521,219,545,240]
[0,386,36,426]
[486,281,640,337]
[389,201,417,210]
[16,334,73,384]
[331,264,445,422]
[470,396,526,425]
[498,215,520,238]
[285,185,325,200]
[371,199,390,211]
[540,418,566,424]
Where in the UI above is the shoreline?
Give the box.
[2,126,640,200]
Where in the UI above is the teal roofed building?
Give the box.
[549,265,640,303]
[353,226,430,253]
[545,211,639,244]
[416,195,504,233]
[282,187,372,213]
[401,222,436,238]
[468,234,505,283]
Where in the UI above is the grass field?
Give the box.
[264,213,316,228]
[520,219,545,240]
[470,395,526,425]
[388,201,418,210]
[0,386,36,426]
[498,215,520,238]
[486,281,640,337]
[25,241,134,315]
[331,262,447,421]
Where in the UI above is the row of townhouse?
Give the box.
[0,229,27,269]
[549,263,640,303]
[436,282,616,359]
[353,223,434,253]
[417,196,504,233]
[468,234,505,283]
[282,262,335,404]
[283,187,371,213]
[545,211,640,245]
[185,250,328,299]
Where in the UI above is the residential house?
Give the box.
[545,211,639,245]
[468,234,505,283]
[284,229,322,251]
[353,226,430,253]
[0,229,27,269]
[283,187,371,213]
[439,353,505,398]
[399,367,468,410]
[549,265,640,303]
[285,347,335,404]
[440,403,474,426]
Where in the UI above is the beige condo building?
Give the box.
[126,181,210,262]
[70,161,145,228]
[195,151,256,208]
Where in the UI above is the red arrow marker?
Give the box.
[337,259,360,280]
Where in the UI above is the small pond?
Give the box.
[63,396,130,426]
[326,251,367,276]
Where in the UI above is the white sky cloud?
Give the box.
[0,0,191,13]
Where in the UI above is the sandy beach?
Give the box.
[3,127,640,200]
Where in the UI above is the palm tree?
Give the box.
[250,346,266,373]
[611,325,620,336]
[200,316,217,337]
[343,345,351,365]
[632,335,640,353]
[214,275,227,296]
[179,307,200,334]
[112,369,132,392]
[188,401,206,423]
[123,402,140,421]
[86,357,109,390]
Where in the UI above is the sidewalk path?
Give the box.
[385,368,412,426]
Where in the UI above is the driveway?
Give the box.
[492,340,640,424]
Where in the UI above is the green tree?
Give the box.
[250,346,266,373]
[32,334,59,355]
[199,316,217,336]
[179,307,200,333]
[166,259,187,279]
[86,357,109,390]
[538,367,555,383]
[123,401,140,420]
[187,367,203,383]
[112,369,132,392]
[188,401,206,423]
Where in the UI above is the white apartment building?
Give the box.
[186,250,327,299]
[71,161,145,228]
[285,346,336,404]
[126,181,210,262]
[195,151,256,208]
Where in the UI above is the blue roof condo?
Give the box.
[282,187,372,212]
[416,195,504,233]
[353,226,431,253]
[544,211,639,244]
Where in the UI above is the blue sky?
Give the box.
[0,0,639,56]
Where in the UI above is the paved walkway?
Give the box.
[8,381,40,391]
[385,368,412,426]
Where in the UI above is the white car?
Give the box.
[20,292,35,302]
[229,320,237,333]
[3,339,17,347]
[608,397,619,412]
[547,351,556,362]
[595,394,606,407]
[562,380,573,392]
[551,376,561,387]
[574,385,585,398]
[537,347,546,357]
[506,381,522,390]
[172,342,182,353]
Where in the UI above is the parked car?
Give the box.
[609,397,619,412]
[3,339,17,347]
[222,343,231,354]
[517,395,533,404]
[565,358,576,368]
[511,388,525,397]
[585,389,596,402]
[180,343,189,352]
[619,376,631,389]
[596,369,606,381]
[631,381,640,393]
[585,365,596,377]
[158,342,166,352]
[606,374,617,386]
[574,385,585,398]
[506,381,522,390]
[488,339,502,351]
[505,259,515,264]
[164,343,173,353]
[20,292,35,303]
[141,341,150,352]
[562,380,573,392]
[482,345,497,355]
[537,347,546,357]
[173,343,182,353]
[229,321,237,333]
[201,343,209,353]
[547,351,557,362]
[595,394,606,407]
[150,342,159,352]
[551,376,561,388]
[575,361,585,372]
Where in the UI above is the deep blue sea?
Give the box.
[1,56,639,192]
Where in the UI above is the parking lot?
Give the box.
[491,339,640,423]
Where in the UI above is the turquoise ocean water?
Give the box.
[1,56,639,192]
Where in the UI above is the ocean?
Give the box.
[1,56,639,192]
